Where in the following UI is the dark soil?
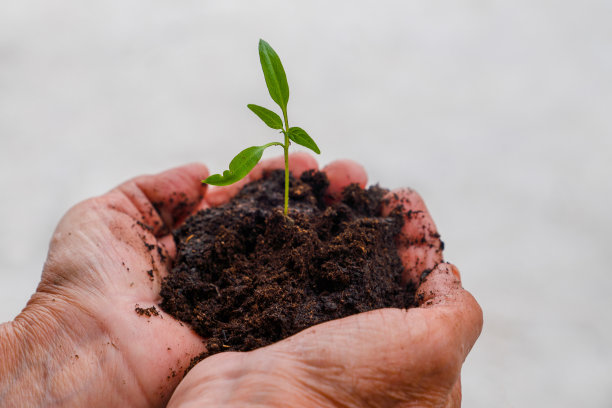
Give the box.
[160,169,417,365]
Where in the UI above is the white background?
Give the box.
[1,1,611,406]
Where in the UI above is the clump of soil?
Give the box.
[160,169,416,363]
[135,305,160,318]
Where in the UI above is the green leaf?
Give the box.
[247,104,283,129]
[203,145,267,186]
[203,170,242,186]
[287,127,320,154]
[258,39,289,113]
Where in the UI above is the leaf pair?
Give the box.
[204,39,320,204]
[246,105,320,154]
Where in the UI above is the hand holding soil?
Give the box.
[0,153,482,407]
[167,153,483,407]
[168,263,481,407]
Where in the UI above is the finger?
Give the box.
[322,159,368,201]
[416,263,483,363]
[115,163,209,236]
[204,152,319,207]
[416,263,462,306]
[380,188,444,284]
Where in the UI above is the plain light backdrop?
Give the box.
[1,1,611,406]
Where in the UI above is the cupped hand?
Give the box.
[167,156,483,407]
[6,163,211,406]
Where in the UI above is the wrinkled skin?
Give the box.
[0,153,482,407]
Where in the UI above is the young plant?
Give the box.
[203,39,320,216]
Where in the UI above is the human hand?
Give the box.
[167,156,483,407]
[1,163,211,407]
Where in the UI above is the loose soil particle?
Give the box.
[160,169,417,365]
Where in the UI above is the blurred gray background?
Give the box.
[1,0,611,406]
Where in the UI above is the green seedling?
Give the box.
[203,39,320,216]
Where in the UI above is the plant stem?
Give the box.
[282,109,290,216]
